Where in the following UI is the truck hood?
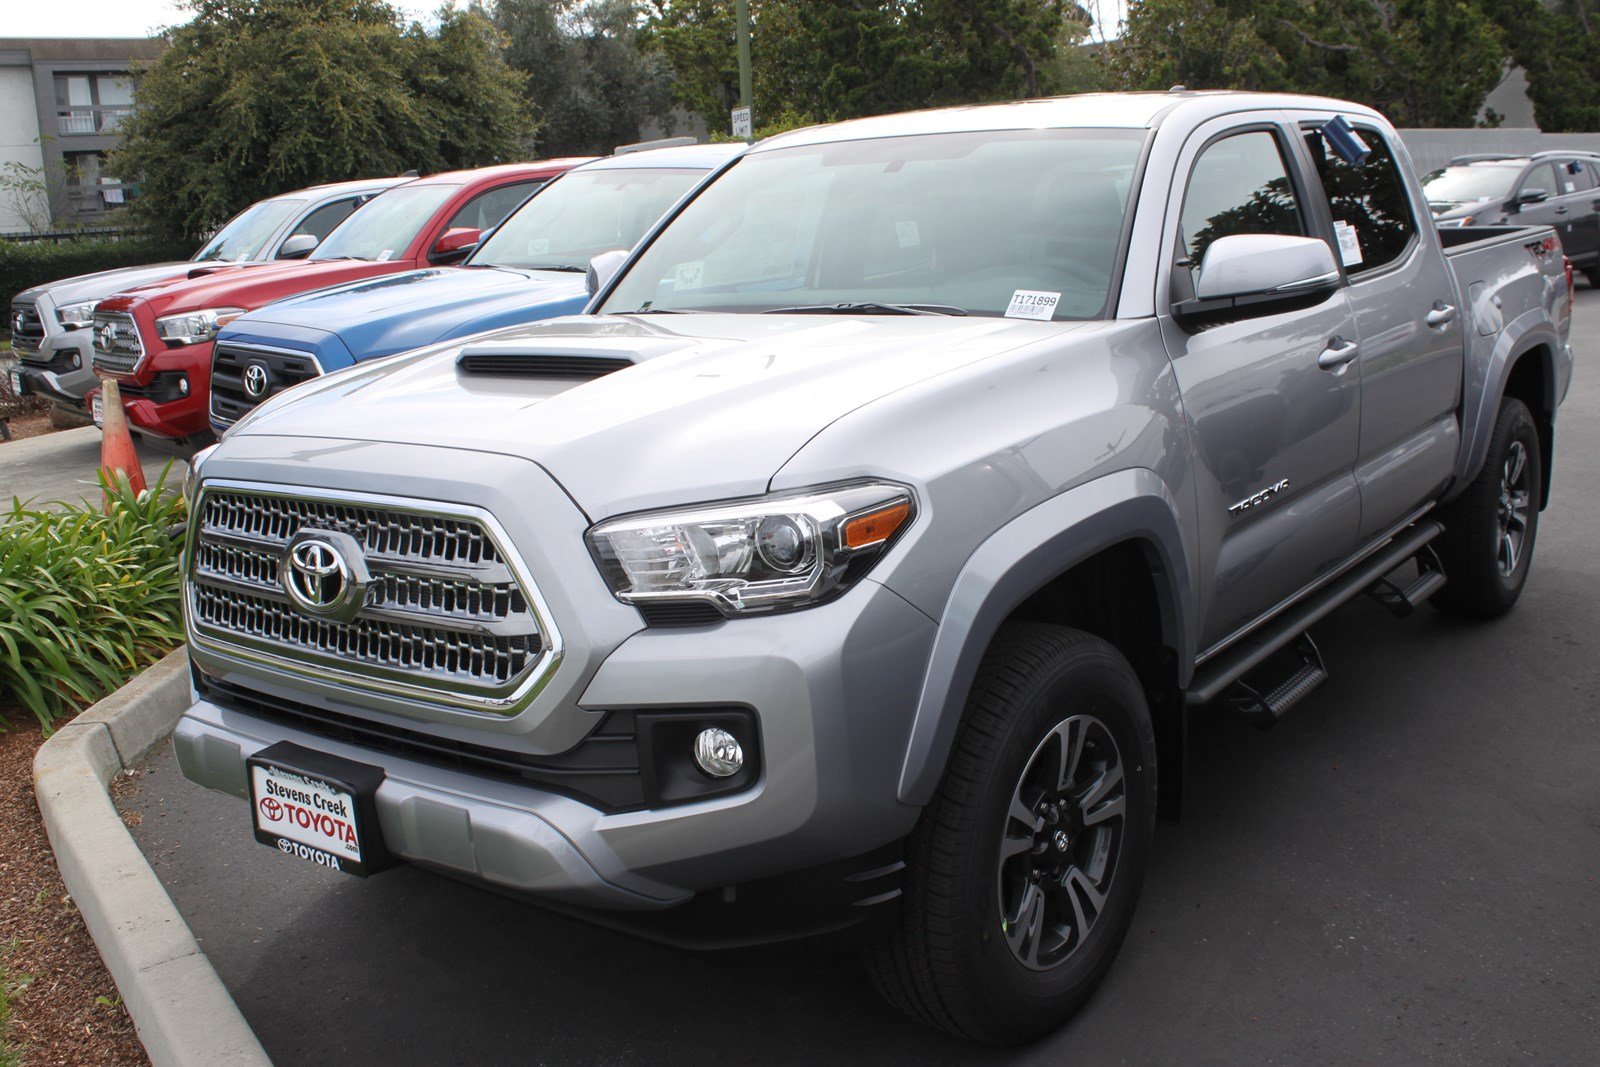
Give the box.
[226,313,1093,517]
[108,259,404,313]
[234,266,588,360]
[13,261,252,306]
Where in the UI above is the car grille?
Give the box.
[187,485,557,714]
[91,310,145,375]
[210,342,321,426]
[10,302,45,356]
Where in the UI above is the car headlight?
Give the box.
[155,307,245,345]
[56,301,98,329]
[587,482,915,617]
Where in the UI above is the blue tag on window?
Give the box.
[1321,115,1371,167]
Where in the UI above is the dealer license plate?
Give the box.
[7,367,22,397]
[247,742,391,877]
[91,392,104,428]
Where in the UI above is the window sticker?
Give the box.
[1565,181,1577,193]
[895,220,921,248]
[674,260,704,289]
[526,237,550,255]
[377,249,394,262]
[1333,220,1363,267]
[1005,289,1061,320]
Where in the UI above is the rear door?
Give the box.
[1156,118,1363,651]
[1294,116,1464,541]
[1551,158,1600,264]
[1514,162,1565,237]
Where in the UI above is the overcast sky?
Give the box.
[7,1,1126,45]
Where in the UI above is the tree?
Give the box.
[1117,0,1507,128]
[1484,0,1600,131]
[115,0,534,241]
[493,0,674,156]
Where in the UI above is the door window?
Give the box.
[1176,130,1305,297]
[292,198,360,244]
[1304,126,1417,275]
[1520,163,1560,203]
[446,181,544,233]
[1558,159,1595,194]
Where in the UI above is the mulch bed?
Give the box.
[0,414,58,443]
[0,712,147,1065]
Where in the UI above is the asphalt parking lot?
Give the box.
[127,293,1600,1065]
[0,424,171,506]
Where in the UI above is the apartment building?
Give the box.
[0,37,164,233]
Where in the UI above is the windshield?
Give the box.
[473,167,706,271]
[192,199,304,262]
[1422,164,1521,204]
[310,184,458,261]
[599,129,1145,319]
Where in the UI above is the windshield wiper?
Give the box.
[624,307,701,314]
[762,301,966,316]
[524,264,587,273]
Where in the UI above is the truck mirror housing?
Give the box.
[278,233,319,259]
[1194,234,1340,301]
[1517,188,1548,205]
[586,249,630,297]
[431,227,482,261]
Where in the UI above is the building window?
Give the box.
[62,151,131,217]
[54,73,134,135]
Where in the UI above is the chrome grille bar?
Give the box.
[91,310,145,375]
[187,484,561,715]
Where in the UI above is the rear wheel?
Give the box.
[864,623,1156,1044]
[1432,395,1541,618]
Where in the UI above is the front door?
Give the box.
[1157,123,1363,652]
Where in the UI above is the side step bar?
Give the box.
[1223,634,1328,729]
[1186,520,1444,707]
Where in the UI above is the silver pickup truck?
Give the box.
[173,92,1572,1043]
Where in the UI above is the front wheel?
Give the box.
[864,623,1156,1044]
[1432,395,1542,618]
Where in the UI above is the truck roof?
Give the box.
[280,176,411,199]
[408,160,597,186]
[579,142,746,171]
[756,90,1387,152]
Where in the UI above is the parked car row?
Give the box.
[7,142,742,449]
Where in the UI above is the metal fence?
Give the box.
[1398,129,1600,175]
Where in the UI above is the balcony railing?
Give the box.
[65,183,134,217]
[56,106,133,135]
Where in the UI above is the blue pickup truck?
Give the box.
[208,142,744,429]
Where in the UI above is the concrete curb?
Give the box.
[33,649,272,1067]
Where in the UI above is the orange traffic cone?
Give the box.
[99,379,147,507]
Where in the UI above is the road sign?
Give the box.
[732,106,752,140]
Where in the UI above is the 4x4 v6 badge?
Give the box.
[1228,478,1290,517]
[282,529,371,622]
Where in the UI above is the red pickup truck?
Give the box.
[90,160,588,447]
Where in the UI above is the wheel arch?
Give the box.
[895,468,1196,811]
[1457,314,1559,510]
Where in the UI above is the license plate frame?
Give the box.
[90,392,104,428]
[246,741,394,878]
[7,367,23,398]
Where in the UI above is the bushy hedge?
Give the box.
[0,235,194,309]
[0,469,186,731]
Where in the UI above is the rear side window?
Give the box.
[447,180,543,233]
[1559,159,1595,194]
[1304,126,1417,274]
[1177,130,1304,289]
[292,198,359,243]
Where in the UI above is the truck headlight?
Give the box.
[587,482,915,617]
[56,301,98,329]
[155,307,245,345]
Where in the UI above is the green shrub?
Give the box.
[0,468,187,731]
[0,236,194,311]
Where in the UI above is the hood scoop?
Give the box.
[455,344,636,379]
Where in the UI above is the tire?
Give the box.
[1585,266,1600,288]
[864,623,1157,1044]
[1431,396,1541,618]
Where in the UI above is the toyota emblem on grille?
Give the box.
[282,530,370,622]
[243,363,271,400]
[95,321,116,351]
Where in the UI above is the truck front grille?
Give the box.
[91,311,145,375]
[187,484,559,715]
[10,302,45,355]
[210,342,321,426]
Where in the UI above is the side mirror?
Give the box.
[1194,234,1340,301]
[278,233,318,259]
[586,249,630,297]
[431,227,481,262]
[1517,188,1549,205]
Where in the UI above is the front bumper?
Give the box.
[15,333,97,404]
[175,575,935,913]
[98,342,215,441]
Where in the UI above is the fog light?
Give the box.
[693,727,744,778]
[178,376,189,396]
[70,354,81,369]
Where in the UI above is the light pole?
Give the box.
[734,0,753,141]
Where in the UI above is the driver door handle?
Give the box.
[1426,302,1457,328]
[1318,337,1359,371]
